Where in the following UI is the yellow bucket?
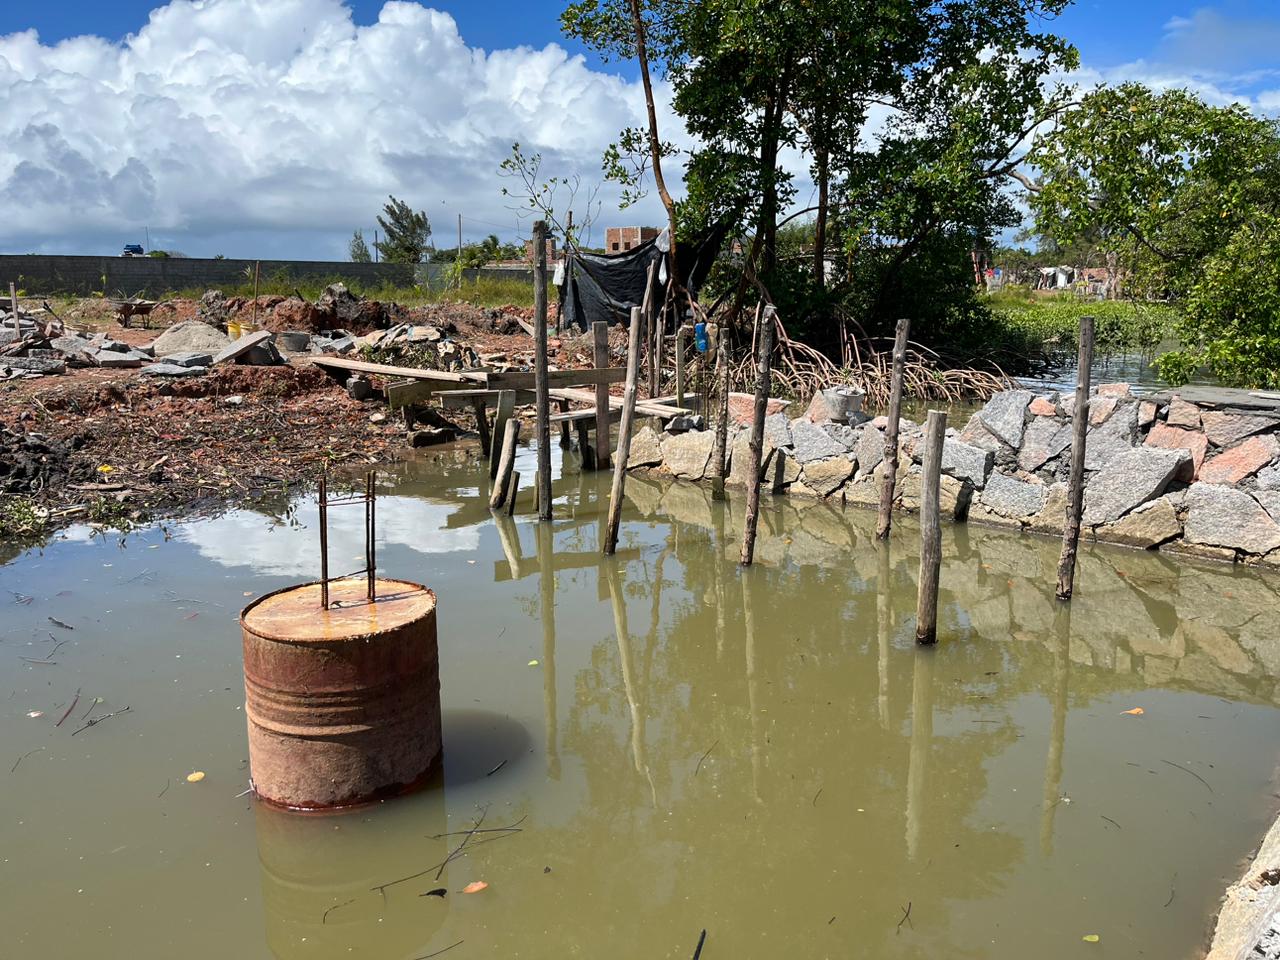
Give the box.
[228,321,242,340]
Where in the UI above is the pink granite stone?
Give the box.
[1145,422,1208,481]
[1029,396,1057,417]
[1200,435,1280,486]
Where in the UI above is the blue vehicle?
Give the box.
[121,244,145,257]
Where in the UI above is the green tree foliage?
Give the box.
[1028,84,1280,388]
[374,196,432,264]
[349,229,372,263]
[563,0,1078,367]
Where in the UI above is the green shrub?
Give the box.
[986,296,1177,354]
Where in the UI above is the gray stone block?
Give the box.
[942,438,994,488]
[162,352,214,368]
[977,389,1032,448]
[789,418,848,463]
[1017,417,1073,472]
[141,363,208,378]
[1082,446,1188,526]
[1184,482,1280,555]
[1084,401,1139,470]
[980,472,1047,520]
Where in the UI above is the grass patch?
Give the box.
[985,288,1177,354]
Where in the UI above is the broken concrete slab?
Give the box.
[161,352,214,368]
[141,363,208,378]
[213,330,274,366]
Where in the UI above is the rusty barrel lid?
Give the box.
[241,578,436,643]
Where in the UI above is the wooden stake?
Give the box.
[490,418,520,510]
[8,282,17,330]
[470,397,491,454]
[603,306,645,555]
[876,317,911,540]
[575,420,596,470]
[489,389,515,479]
[675,324,687,409]
[533,220,552,520]
[1056,315,1095,600]
[556,398,572,448]
[252,261,260,331]
[739,304,776,567]
[915,409,947,645]
[642,264,658,399]
[593,320,611,470]
[709,325,731,501]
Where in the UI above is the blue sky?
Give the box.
[2,1,1278,258]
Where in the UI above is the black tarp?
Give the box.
[559,224,729,331]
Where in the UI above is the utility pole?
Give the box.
[457,214,463,288]
[374,230,379,263]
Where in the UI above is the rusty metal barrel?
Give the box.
[240,577,441,810]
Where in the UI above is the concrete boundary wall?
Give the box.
[0,256,535,297]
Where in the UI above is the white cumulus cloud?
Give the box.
[0,0,679,257]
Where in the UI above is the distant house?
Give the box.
[605,226,659,253]
[1037,265,1075,290]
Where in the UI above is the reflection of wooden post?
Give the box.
[505,470,521,517]
[536,522,561,780]
[605,561,648,781]
[905,647,935,862]
[604,306,645,555]
[741,567,765,802]
[470,397,491,454]
[740,305,775,566]
[709,328,731,501]
[490,419,520,510]
[916,409,947,645]
[489,390,515,478]
[494,513,525,580]
[593,321,611,470]
[877,317,910,540]
[877,542,892,731]
[1057,315,1095,600]
[1041,605,1071,855]
[533,221,552,520]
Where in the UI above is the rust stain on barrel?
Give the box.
[240,577,441,811]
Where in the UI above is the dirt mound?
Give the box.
[0,425,94,495]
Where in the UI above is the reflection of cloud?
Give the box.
[174,496,479,576]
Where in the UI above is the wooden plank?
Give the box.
[437,389,534,410]
[485,367,626,391]
[490,390,516,479]
[551,385,690,419]
[313,355,484,384]
[593,322,612,470]
[490,418,521,510]
[551,406,623,426]
[386,378,479,409]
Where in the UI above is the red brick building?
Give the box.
[605,226,659,253]
[523,236,559,263]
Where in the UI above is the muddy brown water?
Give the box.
[3,442,1279,960]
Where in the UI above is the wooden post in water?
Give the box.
[575,420,596,470]
[603,306,645,555]
[877,318,910,540]
[490,418,521,510]
[709,326,731,501]
[593,321,611,470]
[739,304,776,567]
[675,324,687,410]
[915,409,947,645]
[533,220,553,521]
[489,390,515,479]
[1056,315,1095,600]
[470,397,491,454]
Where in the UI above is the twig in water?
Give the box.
[158,779,170,799]
[430,815,527,840]
[1100,815,1122,830]
[486,759,507,777]
[812,787,824,807]
[695,740,718,776]
[322,898,356,925]
[1160,759,1214,794]
[56,688,82,727]
[234,787,253,798]
[10,747,45,773]
[1164,879,1176,908]
[413,940,463,960]
[19,657,57,665]
[48,617,74,631]
[373,809,491,895]
[71,705,131,736]
[692,929,707,959]
[896,901,913,933]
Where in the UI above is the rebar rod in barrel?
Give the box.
[319,473,330,610]
[366,471,377,602]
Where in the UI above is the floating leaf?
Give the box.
[462,881,488,894]
[186,771,206,783]
[1121,707,1145,716]
[1082,934,1100,943]
[26,710,44,718]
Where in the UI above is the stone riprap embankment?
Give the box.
[627,383,1280,567]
